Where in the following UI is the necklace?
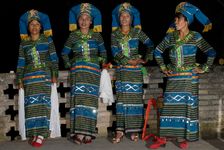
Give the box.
[120,33,131,57]
[77,30,93,61]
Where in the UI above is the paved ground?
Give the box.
[0,137,223,150]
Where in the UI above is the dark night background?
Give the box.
[0,0,224,73]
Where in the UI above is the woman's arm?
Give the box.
[16,44,25,88]
[61,33,73,68]
[48,37,59,82]
[195,32,216,72]
[96,32,107,64]
[138,29,154,62]
[154,34,171,72]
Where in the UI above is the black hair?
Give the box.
[175,12,187,22]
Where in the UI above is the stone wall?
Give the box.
[0,66,223,141]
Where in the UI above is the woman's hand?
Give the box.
[18,83,23,89]
[128,59,138,66]
[128,59,145,66]
[51,77,57,83]
[137,59,146,64]
[102,62,112,69]
[163,70,173,76]
[193,67,204,74]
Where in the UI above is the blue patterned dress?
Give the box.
[16,34,59,138]
[154,31,216,141]
[111,28,154,133]
[61,29,107,138]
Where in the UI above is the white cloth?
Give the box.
[99,69,114,106]
[50,83,61,138]
[18,83,61,140]
[18,88,26,140]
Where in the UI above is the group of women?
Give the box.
[16,2,216,149]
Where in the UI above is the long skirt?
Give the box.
[160,70,199,141]
[115,65,144,133]
[24,70,51,138]
[70,61,100,138]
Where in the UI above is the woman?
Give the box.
[16,10,59,147]
[111,2,154,143]
[61,3,107,144]
[151,2,216,149]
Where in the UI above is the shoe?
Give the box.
[130,133,139,142]
[179,141,188,149]
[73,134,84,145]
[83,136,92,144]
[32,135,44,147]
[149,137,166,149]
[112,131,124,144]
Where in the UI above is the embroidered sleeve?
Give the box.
[96,33,107,63]
[196,33,216,72]
[48,37,59,78]
[16,44,25,85]
[138,30,154,62]
[61,33,73,68]
[154,34,171,71]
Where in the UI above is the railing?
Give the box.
[0,66,223,141]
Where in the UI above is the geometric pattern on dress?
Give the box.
[165,92,196,106]
[25,95,51,107]
[71,84,99,96]
[115,82,142,93]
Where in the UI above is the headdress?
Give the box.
[19,9,52,40]
[167,2,212,33]
[69,3,102,32]
[112,2,141,31]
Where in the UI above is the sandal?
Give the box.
[179,141,189,149]
[32,135,44,147]
[149,137,166,149]
[73,134,84,145]
[112,131,124,144]
[83,136,92,144]
[130,133,139,142]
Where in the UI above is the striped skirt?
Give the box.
[115,65,144,133]
[70,61,100,137]
[160,70,199,141]
[24,70,51,138]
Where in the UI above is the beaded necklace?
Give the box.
[119,29,131,57]
[77,30,93,61]
[30,35,42,68]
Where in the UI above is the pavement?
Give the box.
[0,137,223,150]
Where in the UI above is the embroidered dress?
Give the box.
[111,28,153,133]
[154,31,216,141]
[16,34,58,138]
[62,30,107,137]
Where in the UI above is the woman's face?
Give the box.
[119,12,132,27]
[175,15,188,31]
[28,19,41,35]
[78,13,92,30]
